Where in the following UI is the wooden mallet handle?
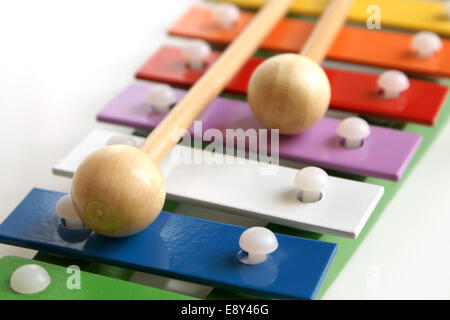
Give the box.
[301,0,354,63]
[140,0,295,164]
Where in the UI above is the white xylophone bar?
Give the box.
[53,129,384,239]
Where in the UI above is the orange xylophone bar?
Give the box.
[169,6,450,78]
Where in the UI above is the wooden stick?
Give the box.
[71,0,354,238]
[300,0,354,63]
[141,0,294,163]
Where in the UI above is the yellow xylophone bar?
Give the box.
[210,0,450,37]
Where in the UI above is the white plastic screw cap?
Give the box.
[214,3,240,28]
[444,1,450,19]
[411,31,442,58]
[55,194,84,230]
[10,264,51,294]
[239,227,278,265]
[146,84,177,113]
[182,40,211,70]
[294,167,328,203]
[337,117,371,149]
[106,134,137,147]
[377,70,410,98]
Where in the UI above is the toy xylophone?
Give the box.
[1,0,450,300]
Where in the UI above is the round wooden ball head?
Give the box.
[248,54,331,134]
[71,145,166,237]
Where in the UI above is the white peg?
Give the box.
[411,31,442,58]
[214,3,240,28]
[146,84,177,113]
[182,40,211,70]
[239,227,278,265]
[444,1,450,19]
[10,264,51,294]
[337,117,371,149]
[106,134,137,147]
[55,194,84,230]
[377,70,410,98]
[294,167,328,203]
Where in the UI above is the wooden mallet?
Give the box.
[71,0,353,237]
[249,0,354,134]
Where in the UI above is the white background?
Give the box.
[0,0,450,299]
